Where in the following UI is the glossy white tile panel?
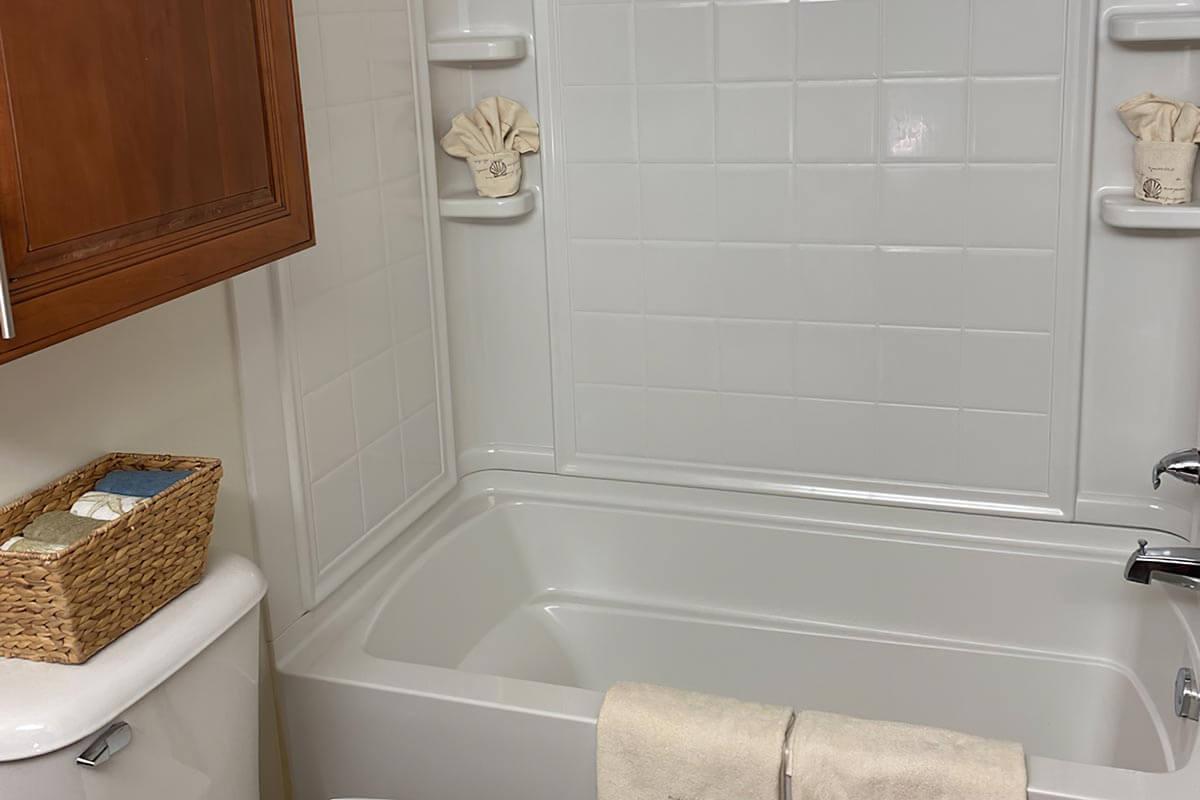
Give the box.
[328,103,380,195]
[641,165,717,240]
[718,166,793,243]
[636,2,714,83]
[400,403,443,494]
[878,326,961,406]
[294,15,326,109]
[565,86,638,162]
[877,165,967,246]
[792,245,877,323]
[719,320,794,395]
[335,188,386,279]
[311,458,365,570]
[795,80,877,162]
[717,83,795,162]
[970,78,1062,163]
[358,428,407,530]
[346,270,392,365]
[793,322,878,401]
[570,241,644,313]
[719,393,797,470]
[881,79,967,161]
[716,0,796,81]
[646,389,723,464]
[568,164,641,239]
[351,351,400,448]
[391,253,432,340]
[319,13,372,105]
[559,4,633,85]
[304,375,359,480]
[958,410,1050,493]
[794,165,879,243]
[796,0,880,79]
[573,313,646,386]
[303,111,335,204]
[961,331,1052,413]
[380,176,426,261]
[395,331,438,418]
[575,384,647,457]
[874,247,963,328]
[967,165,1059,248]
[646,317,721,390]
[638,85,715,163]
[643,243,721,316]
[875,403,959,484]
[294,288,350,393]
[717,244,797,320]
[971,0,1066,76]
[288,231,344,307]
[883,0,969,76]
[794,397,877,474]
[374,98,419,182]
[369,56,413,100]
[963,250,1055,332]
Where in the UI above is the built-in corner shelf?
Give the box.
[1109,10,1200,43]
[427,35,527,64]
[1101,194,1200,231]
[439,189,536,221]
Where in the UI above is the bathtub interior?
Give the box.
[362,493,1200,775]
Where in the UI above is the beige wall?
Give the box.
[0,284,287,800]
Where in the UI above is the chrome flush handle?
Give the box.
[76,721,132,767]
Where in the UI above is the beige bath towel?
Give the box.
[441,96,540,198]
[789,711,1026,800]
[597,682,793,800]
[1118,92,1200,143]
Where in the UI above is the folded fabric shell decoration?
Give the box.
[1118,92,1200,205]
[441,96,540,198]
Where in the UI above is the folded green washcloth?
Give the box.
[20,511,104,547]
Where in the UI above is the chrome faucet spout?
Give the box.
[1153,448,1200,490]
[1125,538,1200,589]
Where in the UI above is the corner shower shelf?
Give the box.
[1101,194,1200,230]
[1108,11,1200,43]
[439,189,536,221]
[427,35,527,64]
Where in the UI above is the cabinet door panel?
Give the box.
[0,0,312,363]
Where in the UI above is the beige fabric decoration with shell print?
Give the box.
[441,96,540,198]
[1118,92,1200,205]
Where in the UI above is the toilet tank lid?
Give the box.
[0,551,267,761]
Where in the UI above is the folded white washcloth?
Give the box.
[789,710,1026,800]
[70,491,146,521]
[1,536,67,554]
[597,682,793,800]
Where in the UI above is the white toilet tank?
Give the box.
[0,552,267,800]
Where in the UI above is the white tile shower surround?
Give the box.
[283,0,448,575]
[551,0,1072,501]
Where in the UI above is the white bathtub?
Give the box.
[276,471,1200,800]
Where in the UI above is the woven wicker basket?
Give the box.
[0,453,221,664]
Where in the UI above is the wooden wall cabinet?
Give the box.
[0,0,313,364]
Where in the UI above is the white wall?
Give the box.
[0,286,288,800]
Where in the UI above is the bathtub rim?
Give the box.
[274,469,1200,800]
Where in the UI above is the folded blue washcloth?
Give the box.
[94,469,194,498]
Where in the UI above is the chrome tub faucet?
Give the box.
[1126,539,1200,590]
